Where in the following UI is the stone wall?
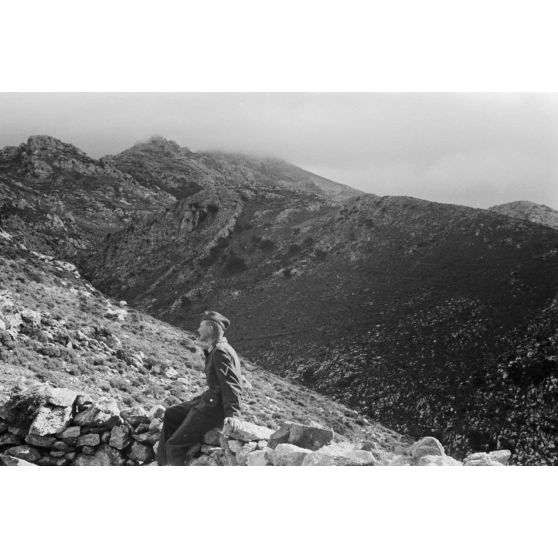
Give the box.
[0,383,511,467]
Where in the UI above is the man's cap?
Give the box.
[201,310,230,330]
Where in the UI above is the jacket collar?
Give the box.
[203,337,228,357]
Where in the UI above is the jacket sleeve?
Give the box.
[213,348,243,419]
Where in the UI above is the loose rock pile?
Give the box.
[0,384,512,466]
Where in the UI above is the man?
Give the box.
[156,310,243,466]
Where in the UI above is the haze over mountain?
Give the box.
[1,134,558,464]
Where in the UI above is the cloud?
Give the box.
[0,93,556,209]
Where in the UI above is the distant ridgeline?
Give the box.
[1,135,558,464]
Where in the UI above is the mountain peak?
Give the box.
[490,200,558,230]
[131,136,191,154]
[25,135,88,157]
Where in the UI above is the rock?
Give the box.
[0,453,38,466]
[74,445,112,466]
[109,425,132,450]
[268,444,313,466]
[74,398,121,428]
[58,425,81,443]
[464,452,505,466]
[6,445,41,462]
[223,420,274,442]
[0,423,6,435]
[37,456,59,466]
[164,367,179,380]
[66,452,76,461]
[121,405,149,426]
[29,406,72,436]
[101,431,111,443]
[489,450,511,465]
[236,442,258,465]
[50,450,66,458]
[25,433,57,448]
[8,425,27,437]
[417,455,463,466]
[52,441,72,452]
[257,440,268,450]
[269,421,334,450]
[200,444,221,454]
[128,441,154,464]
[76,433,101,447]
[20,309,42,328]
[148,418,162,432]
[190,455,218,466]
[408,437,446,459]
[302,447,377,466]
[388,455,414,466]
[148,405,166,420]
[75,394,94,412]
[81,446,96,456]
[29,385,77,408]
[227,439,244,453]
[0,432,22,446]
[247,449,271,466]
[203,428,222,446]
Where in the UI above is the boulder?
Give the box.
[25,433,57,448]
[0,453,38,466]
[0,432,22,446]
[190,455,218,466]
[408,437,445,459]
[29,385,77,408]
[236,442,258,465]
[58,426,81,443]
[223,420,274,442]
[464,452,505,466]
[269,421,334,451]
[148,418,163,432]
[74,445,112,466]
[74,398,121,428]
[128,441,154,464]
[302,447,376,466]
[203,428,222,446]
[417,455,463,466]
[109,425,132,450]
[52,441,72,453]
[227,439,244,453]
[20,309,42,328]
[247,449,271,466]
[388,455,414,466]
[29,406,72,436]
[489,450,512,465]
[76,433,101,447]
[6,445,41,463]
[268,444,313,466]
[121,405,149,426]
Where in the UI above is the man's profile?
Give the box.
[156,310,243,466]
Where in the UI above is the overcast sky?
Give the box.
[1,93,557,209]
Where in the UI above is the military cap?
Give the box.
[201,310,230,330]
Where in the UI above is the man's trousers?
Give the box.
[156,400,224,466]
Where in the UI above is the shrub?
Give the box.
[259,238,276,252]
[287,244,301,257]
[314,248,327,261]
[223,253,247,275]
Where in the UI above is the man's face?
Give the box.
[197,320,213,345]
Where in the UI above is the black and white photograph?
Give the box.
[1,1,557,556]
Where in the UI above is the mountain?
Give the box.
[2,135,558,465]
[490,200,558,231]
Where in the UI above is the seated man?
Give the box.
[156,310,243,466]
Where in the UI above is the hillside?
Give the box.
[490,200,558,231]
[87,192,558,464]
[0,227,408,457]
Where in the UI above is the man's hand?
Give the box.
[223,417,241,434]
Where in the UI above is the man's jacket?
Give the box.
[197,337,243,419]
